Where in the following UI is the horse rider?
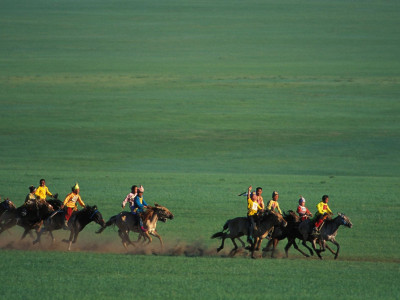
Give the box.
[246,186,262,244]
[255,187,265,211]
[25,185,37,204]
[35,178,53,202]
[296,196,312,221]
[121,185,143,210]
[131,186,148,232]
[61,183,86,228]
[312,194,333,235]
[266,191,282,215]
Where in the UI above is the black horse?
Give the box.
[0,196,62,240]
[262,210,314,258]
[33,205,105,251]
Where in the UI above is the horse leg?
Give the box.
[312,239,323,259]
[229,238,239,257]
[66,230,74,251]
[149,230,163,248]
[291,240,310,258]
[327,239,340,259]
[21,229,31,240]
[263,239,273,252]
[255,238,262,251]
[251,238,259,259]
[237,237,246,248]
[118,229,129,250]
[216,234,226,252]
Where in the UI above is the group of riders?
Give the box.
[21,179,149,232]
[243,185,333,243]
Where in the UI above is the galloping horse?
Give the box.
[33,205,105,251]
[262,210,314,258]
[211,210,287,258]
[0,197,62,240]
[96,204,174,250]
[298,213,353,259]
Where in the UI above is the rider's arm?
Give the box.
[276,202,282,214]
[77,196,85,208]
[247,186,252,200]
[45,187,52,197]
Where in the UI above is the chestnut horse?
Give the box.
[96,204,174,250]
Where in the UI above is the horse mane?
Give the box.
[283,210,300,223]
[142,207,155,222]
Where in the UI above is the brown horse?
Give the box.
[211,210,287,258]
[96,204,174,250]
[262,210,314,258]
[0,198,61,240]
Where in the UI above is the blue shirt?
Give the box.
[131,195,147,214]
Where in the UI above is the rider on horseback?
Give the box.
[61,183,86,229]
[25,186,37,203]
[121,185,143,210]
[266,191,282,215]
[312,195,332,235]
[35,179,53,202]
[297,196,312,221]
[246,186,262,244]
[131,187,148,232]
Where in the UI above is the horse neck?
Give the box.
[145,211,158,228]
[259,215,276,232]
[323,216,342,236]
[74,209,93,227]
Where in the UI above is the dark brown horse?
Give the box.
[298,213,353,259]
[0,197,62,240]
[211,210,287,258]
[96,204,174,250]
[262,210,314,258]
[33,205,105,250]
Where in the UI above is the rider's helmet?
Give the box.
[298,196,305,205]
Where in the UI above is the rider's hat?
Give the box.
[272,191,279,197]
[73,182,80,191]
[298,196,305,204]
[29,185,36,193]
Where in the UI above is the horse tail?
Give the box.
[222,220,230,231]
[211,231,225,239]
[96,215,117,234]
[211,220,230,239]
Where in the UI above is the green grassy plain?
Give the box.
[0,0,399,299]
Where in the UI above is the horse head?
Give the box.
[86,205,106,227]
[153,203,174,223]
[1,198,16,210]
[337,212,353,228]
[283,210,300,223]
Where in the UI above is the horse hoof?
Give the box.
[217,248,222,252]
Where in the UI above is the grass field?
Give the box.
[0,0,399,299]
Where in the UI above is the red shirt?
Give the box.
[297,205,311,221]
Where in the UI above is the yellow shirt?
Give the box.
[247,198,262,216]
[63,192,85,209]
[316,201,332,215]
[266,199,282,214]
[35,186,52,201]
